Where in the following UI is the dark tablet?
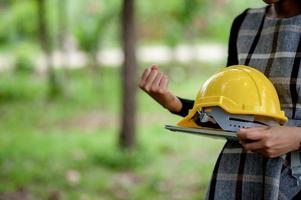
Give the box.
[165,125,238,141]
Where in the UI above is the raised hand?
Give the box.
[139,64,182,113]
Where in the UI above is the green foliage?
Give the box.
[0,0,38,44]
[137,0,263,45]
[74,0,118,52]
[0,67,225,199]
[0,72,46,103]
[14,42,40,73]
[0,0,265,53]
[138,0,210,47]
[181,0,207,26]
[0,0,270,198]
[92,144,154,170]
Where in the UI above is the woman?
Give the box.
[139,0,301,199]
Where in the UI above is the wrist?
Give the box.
[151,91,180,112]
[166,95,182,113]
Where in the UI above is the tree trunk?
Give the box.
[57,0,70,95]
[119,0,137,149]
[37,0,60,97]
[58,0,67,50]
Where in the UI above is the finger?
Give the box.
[140,68,151,84]
[237,128,265,141]
[239,126,269,132]
[242,140,265,151]
[159,75,169,90]
[144,70,158,90]
[152,72,163,88]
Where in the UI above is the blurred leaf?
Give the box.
[74,0,118,53]
[0,0,38,44]
[14,41,40,73]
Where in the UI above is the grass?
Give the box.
[0,64,225,199]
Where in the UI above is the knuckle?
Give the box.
[150,86,158,93]
[138,82,144,89]
[144,86,150,92]
[263,141,272,149]
[265,149,274,157]
[244,132,250,139]
[158,89,165,94]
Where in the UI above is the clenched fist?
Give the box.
[139,64,182,113]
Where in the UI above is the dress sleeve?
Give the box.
[227,9,249,66]
[170,97,194,117]
[172,9,248,117]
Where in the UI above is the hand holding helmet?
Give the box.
[237,126,301,158]
[174,65,301,158]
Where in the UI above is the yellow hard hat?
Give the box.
[177,65,288,130]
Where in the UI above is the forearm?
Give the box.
[151,91,182,112]
[149,92,195,117]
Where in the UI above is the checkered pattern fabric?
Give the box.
[204,6,301,200]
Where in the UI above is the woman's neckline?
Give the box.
[264,5,301,20]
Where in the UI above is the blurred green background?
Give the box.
[0,0,264,199]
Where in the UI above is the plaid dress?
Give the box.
[206,6,301,200]
[174,5,301,200]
